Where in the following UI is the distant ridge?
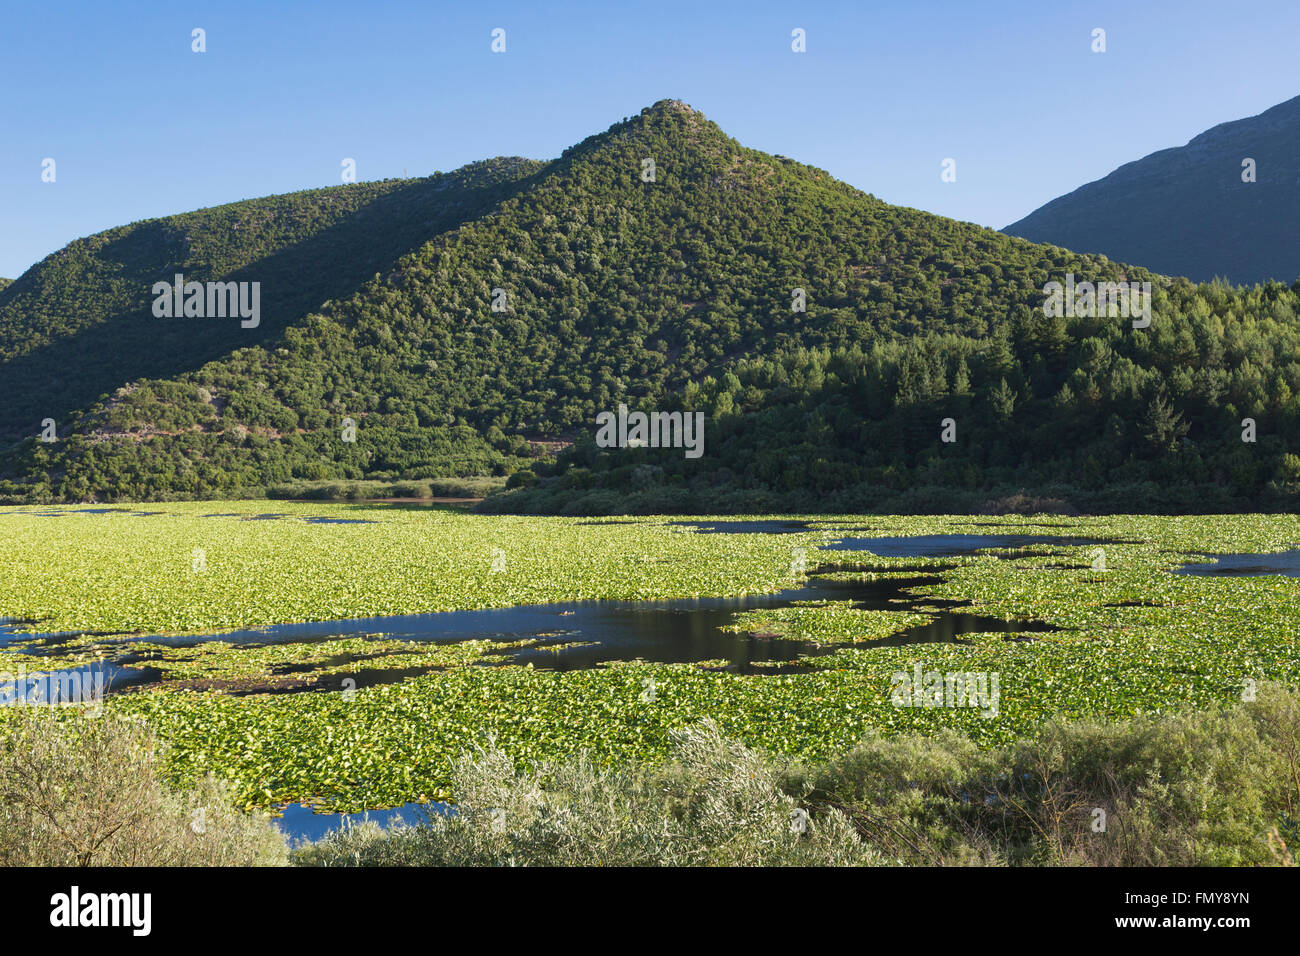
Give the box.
[1004,94,1300,285]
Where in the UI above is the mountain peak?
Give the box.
[1185,91,1300,150]
[560,98,723,162]
[644,98,699,115]
[10,99,1298,512]
[632,98,711,132]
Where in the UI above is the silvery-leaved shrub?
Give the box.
[0,710,287,866]
[297,687,1300,868]
[295,720,879,867]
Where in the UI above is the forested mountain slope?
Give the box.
[0,157,545,437]
[2,100,1297,511]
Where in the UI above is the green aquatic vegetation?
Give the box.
[0,502,831,634]
[3,506,1299,814]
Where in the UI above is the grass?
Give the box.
[264,476,507,501]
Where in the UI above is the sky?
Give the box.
[2,0,1299,280]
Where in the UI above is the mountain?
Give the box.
[0,279,11,293]
[1004,95,1300,286]
[0,158,544,439]
[2,99,1299,511]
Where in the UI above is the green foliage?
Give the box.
[3,100,1297,509]
[294,720,873,866]
[296,685,1300,866]
[3,506,1298,817]
[796,681,1300,866]
[0,157,546,497]
[0,709,287,866]
[264,476,505,501]
[505,469,538,489]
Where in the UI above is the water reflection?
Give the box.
[275,800,448,845]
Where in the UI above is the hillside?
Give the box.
[2,100,1298,511]
[0,157,545,438]
[1004,95,1300,286]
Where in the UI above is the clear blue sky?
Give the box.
[2,0,1298,279]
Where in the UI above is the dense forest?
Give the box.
[0,156,545,437]
[1,100,1297,512]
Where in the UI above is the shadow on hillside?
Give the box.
[0,162,549,440]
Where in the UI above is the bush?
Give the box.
[505,470,538,489]
[297,685,1300,867]
[5,686,1297,868]
[795,681,1300,866]
[293,720,875,867]
[0,710,288,866]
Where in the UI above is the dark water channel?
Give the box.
[1172,549,1300,577]
[821,533,1127,557]
[1,532,1084,694]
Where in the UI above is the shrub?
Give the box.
[505,470,538,489]
[298,686,1300,867]
[796,681,1300,866]
[293,720,875,867]
[0,710,288,866]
